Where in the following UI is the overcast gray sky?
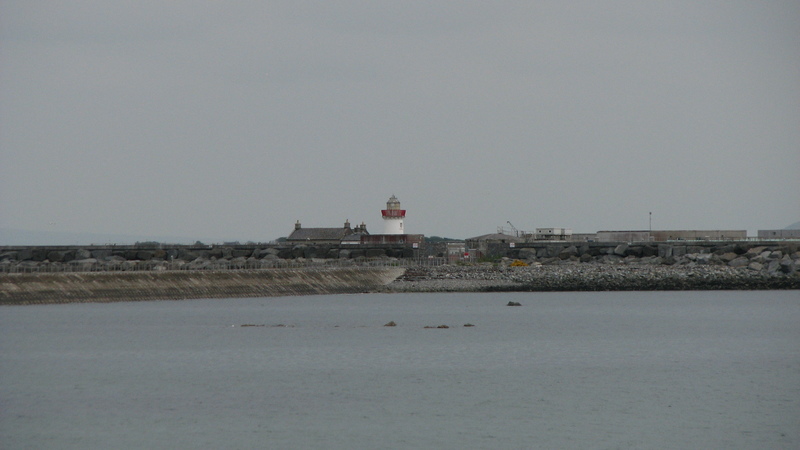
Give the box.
[2,1,798,243]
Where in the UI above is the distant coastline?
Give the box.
[1,261,798,305]
[1,240,797,304]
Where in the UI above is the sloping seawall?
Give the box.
[0,268,406,305]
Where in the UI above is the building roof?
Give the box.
[287,228,348,241]
[341,232,364,243]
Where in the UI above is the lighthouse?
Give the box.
[381,195,406,234]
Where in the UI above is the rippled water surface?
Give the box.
[1,291,799,449]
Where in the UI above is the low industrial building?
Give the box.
[534,228,573,241]
[596,230,747,242]
[758,229,800,239]
[446,241,467,263]
[595,231,651,242]
[465,233,523,259]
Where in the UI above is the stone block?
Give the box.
[0,252,18,261]
[291,245,306,258]
[230,257,248,268]
[728,257,749,268]
[695,254,713,264]
[546,246,564,258]
[625,246,643,257]
[47,250,75,263]
[91,249,113,260]
[715,244,736,255]
[261,248,280,258]
[177,249,202,260]
[641,246,658,257]
[559,246,578,259]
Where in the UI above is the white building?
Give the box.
[381,195,405,234]
[535,228,573,241]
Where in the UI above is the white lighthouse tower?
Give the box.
[381,195,406,234]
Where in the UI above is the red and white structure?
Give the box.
[381,195,406,234]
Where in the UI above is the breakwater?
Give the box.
[0,242,418,273]
[383,240,800,292]
[384,264,800,292]
[0,267,405,305]
[2,240,797,273]
[1,240,797,303]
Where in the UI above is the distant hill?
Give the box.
[785,221,800,230]
[425,236,462,243]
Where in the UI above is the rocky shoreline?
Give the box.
[382,261,800,293]
[2,242,798,298]
[2,262,797,304]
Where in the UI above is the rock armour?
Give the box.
[383,264,799,292]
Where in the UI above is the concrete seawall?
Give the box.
[0,268,405,305]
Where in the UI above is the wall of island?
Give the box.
[1,240,797,304]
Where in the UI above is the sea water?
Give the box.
[1,291,798,449]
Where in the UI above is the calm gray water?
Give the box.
[1,291,798,449]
